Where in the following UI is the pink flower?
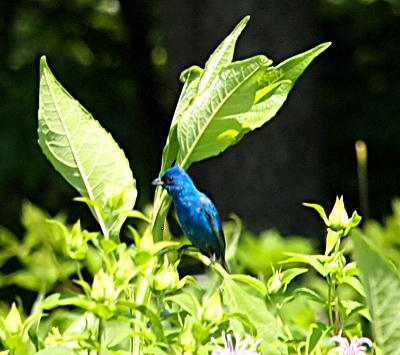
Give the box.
[211,332,262,355]
[330,331,372,355]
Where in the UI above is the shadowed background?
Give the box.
[1,0,400,242]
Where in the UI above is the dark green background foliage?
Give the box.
[1,0,400,236]
[318,0,400,220]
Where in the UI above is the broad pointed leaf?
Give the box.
[38,57,136,238]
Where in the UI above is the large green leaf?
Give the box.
[352,229,400,355]
[177,55,269,166]
[223,275,287,355]
[38,57,136,238]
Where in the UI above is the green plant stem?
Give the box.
[151,191,171,242]
[334,293,340,334]
[98,316,106,355]
[328,234,343,334]
[327,275,335,331]
[132,261,156,353]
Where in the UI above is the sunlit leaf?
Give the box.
[177,55,268,167]
[38,57,136,238]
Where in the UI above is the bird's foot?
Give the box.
[210,253,217,265]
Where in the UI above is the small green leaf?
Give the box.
[303,202,330,226]
[280,268,308,285]
[342,276,365,297]
[165,293,202,319]
[326,229,341,255]
[91,303,114,319]
[341,300,367,318]
[291,287,325,304]
[229,274,268,295]
[344,210,362,235]
[124,210,150,223]
[284,253,328,276]
[41,293,96,312]
[101,238,119,254]
[73,197,108,221]
[305,322,331,355]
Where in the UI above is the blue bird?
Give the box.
[152,166,230,273]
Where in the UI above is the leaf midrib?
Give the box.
[179,62,261,168]
[45,69,101,222]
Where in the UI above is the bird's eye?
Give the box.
[166,176,174,183]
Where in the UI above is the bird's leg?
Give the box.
[210,253,217,265]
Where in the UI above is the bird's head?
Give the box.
[152,166,194,196]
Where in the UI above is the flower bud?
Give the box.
[267,270,283,294]
[4,303,22,334]
[91,269,115,303]
[328,196,349,231]
[153,259,179,291]
[65,220,90,260]
[181,331,196,353]
[44,327,62,347]
[202,292,223,322]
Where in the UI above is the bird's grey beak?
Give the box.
[152,177,164,187]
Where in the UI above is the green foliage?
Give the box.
[236,229,313,277]
[352,229,400,355]
[0,202,78,292]
[4,14,396,355]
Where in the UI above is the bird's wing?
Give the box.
[200,196,226,252]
